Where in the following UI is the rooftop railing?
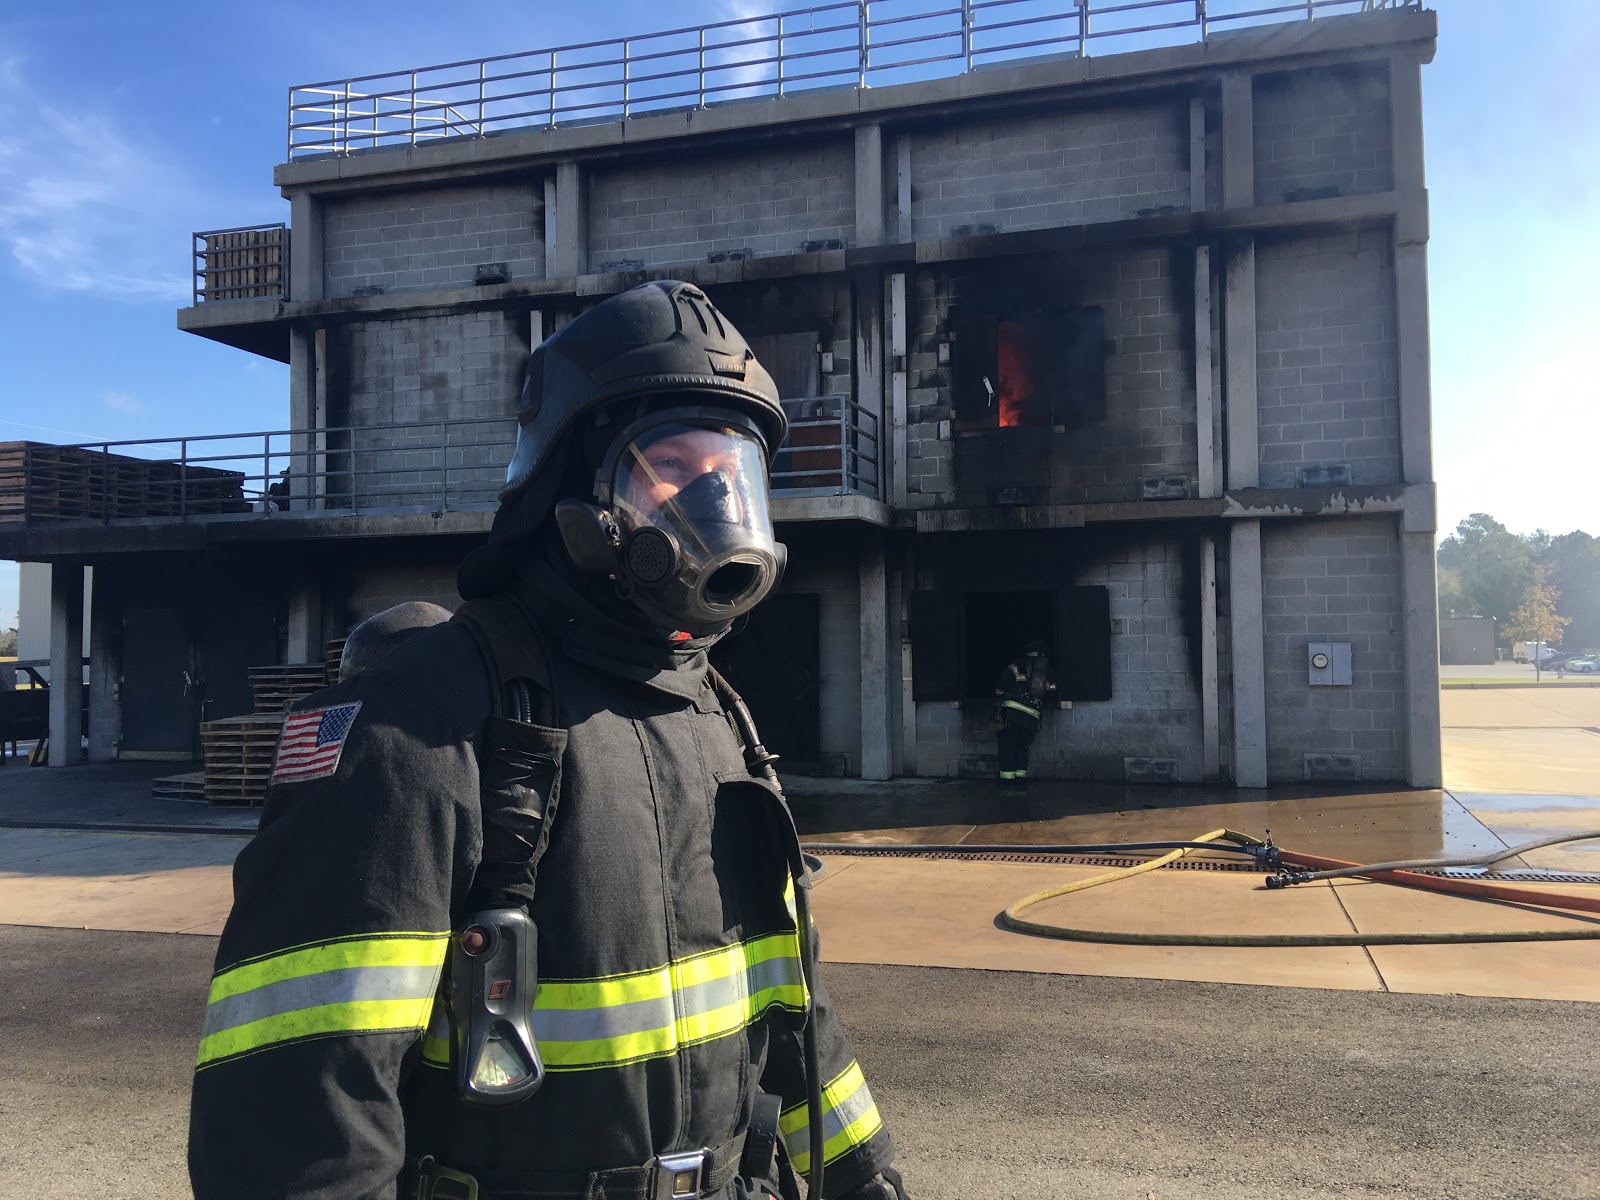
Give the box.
[288,0,1419,159]
[0,405,881,527]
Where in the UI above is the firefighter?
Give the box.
[188,281,907,1200]
[994,640,1057,781]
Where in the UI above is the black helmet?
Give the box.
[502,280,785,504]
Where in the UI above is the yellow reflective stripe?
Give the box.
[781,1059,884,1173]
[534,930,807,1071]
[1001,699,1040,718]
[196,933,448,1069]
[207,932,448,1002]
[198,997,438,1067]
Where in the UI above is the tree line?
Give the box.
[1438,514,1600,651]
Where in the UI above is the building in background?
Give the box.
[0,0,1441,785]
[1438,616,1495,666]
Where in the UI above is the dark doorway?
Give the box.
[711,592,822,765]
[120,608,197,757]
[964,591,1053,698]
[198,607,279,724]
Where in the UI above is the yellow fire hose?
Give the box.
[1000,828,1600,947]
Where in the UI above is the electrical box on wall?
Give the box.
[1308,642,1352,686]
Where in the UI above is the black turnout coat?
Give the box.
[187,571,894,1199]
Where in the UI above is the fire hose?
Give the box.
[997,828,1600,947]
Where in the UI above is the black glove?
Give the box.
[839,1167,909,1200]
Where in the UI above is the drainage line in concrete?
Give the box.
[1267,830,1600,886]
[800,840,1262,857]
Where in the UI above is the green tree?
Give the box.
[1500,566,1570,680]
[0,627,16,657]
[1436,514,1536,637]
[1539,531,1600,653]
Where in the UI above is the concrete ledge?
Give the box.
[772,491,891,527]
[900,484,1419,533]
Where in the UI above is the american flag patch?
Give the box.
[271,702,363,785]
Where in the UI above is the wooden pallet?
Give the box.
[247,664,331,713]
[325,637,348,685]
[0,441,248,522]
[151,771,208,803]
[200,714,285,807]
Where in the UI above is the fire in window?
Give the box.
[950,306,1107,430]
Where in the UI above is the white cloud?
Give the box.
[102,390,144,415]
[0,56,195,301]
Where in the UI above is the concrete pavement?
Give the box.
[3,926,1597,1200]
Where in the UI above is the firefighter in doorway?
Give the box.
[187,281,907,1200]
[995,640,1057,781]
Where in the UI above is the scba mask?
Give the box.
[556,410,786,632]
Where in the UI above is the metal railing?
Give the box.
[0,408,882,526]
[288,0,1419,159]
[193,224,289,304]
[774,396,881,499]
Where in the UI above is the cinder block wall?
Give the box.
[1260,515,1406,781]
[588,143,854,271]
[911,536,1206,781]
[323,184,544,297]
[333,311,526,506]
[1253,63,1392,206]
[1255,230,1400,489]
[909,102,1190,240]
[903,247,1200,508]
[344,566,462,623]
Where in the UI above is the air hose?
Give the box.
[989,829,1600,947]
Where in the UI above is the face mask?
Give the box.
[556,414,785,631]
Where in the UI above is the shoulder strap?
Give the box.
[452,594,566,911]
[454,594,558,725]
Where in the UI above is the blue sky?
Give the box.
[1,1,1597,630]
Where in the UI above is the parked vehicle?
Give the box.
[1513,642,1562,665]
[1563,656,1600,674]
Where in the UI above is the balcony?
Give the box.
[193,224,289,305]
[0,401,887,548]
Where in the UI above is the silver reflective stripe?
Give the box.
[532,990,678,1044]
[530,953,804,1044]
[200,964,443,1040]
[784,1072,879,1157]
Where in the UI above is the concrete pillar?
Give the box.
[47,563,84,767]
[287,585,323,666]
[859,529,893,781]
[87,572,120,762]
[1200,536,1221,780]
[1391,56,1432,486]
[1194,245,1218,498]
[552,161,587,278]
[1401,499,1443,787]
[1189,96,1207,213]
[895,135,912,242]
[543,176,559,278]
[289,325,316,511]
[1228,522,1267,788]
[1220,72,1253,209]
[854,270,884,435]
[887,272,908,508]
[854,123,884,248]
[1223,240,1258,490]
[288,192,325,302]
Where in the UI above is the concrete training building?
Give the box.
[1,1,1442,786]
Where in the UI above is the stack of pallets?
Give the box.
[199,715,286,807]
[0,441,248,522]
[324,637,348,685]
[247,664,331,713]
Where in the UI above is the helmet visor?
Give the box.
[611,421,778,612]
